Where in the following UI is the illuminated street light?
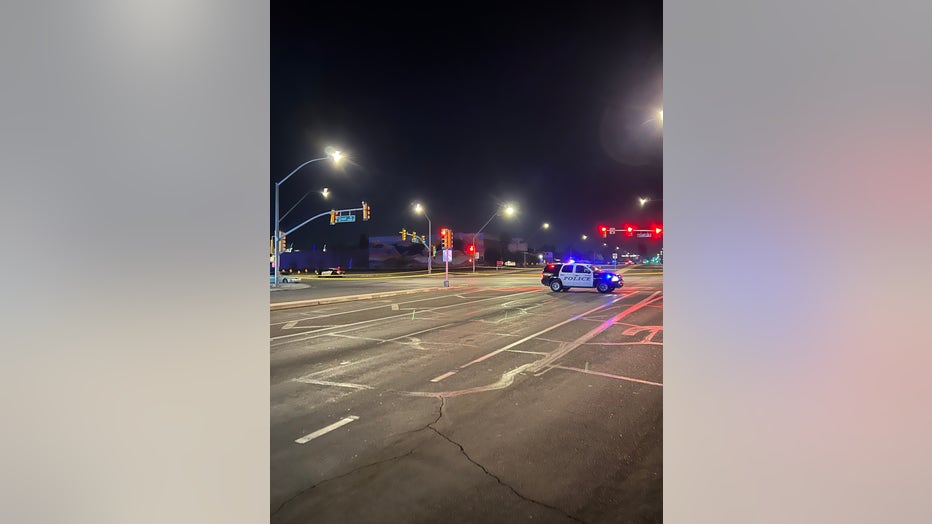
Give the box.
[321,187,330,199]
[542,222,550,229]
[638,196,662,207]
[581,234,588,240]
[273,148,343,288]
[413,202,433,274]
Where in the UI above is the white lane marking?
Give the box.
[505,349,550,356]
[293,378,373,390]
[382,324,449,344]
[295,416,360,444]
[270,289,487,326]
[459,292,636,369]
[282,321,299,329]
[430,371,457,382]
[551,365,663,387]
[271,289,540,345]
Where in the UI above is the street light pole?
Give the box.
[424,212,432,275]
[472,212,499,274]
[414,203,432,275]
[274,153,340,288]
[472,204,515,273]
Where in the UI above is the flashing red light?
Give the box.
[600,226,607,238]
[467,244,475,254]
[655,227,662,235]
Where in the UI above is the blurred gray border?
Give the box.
[1,1,268,522]
[666,0,932,521]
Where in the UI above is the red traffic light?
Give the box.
[467,244,475,254]
[655,227,662,235]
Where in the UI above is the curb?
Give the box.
[270,285,461,311]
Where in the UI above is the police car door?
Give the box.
[559,264,577,287]
[575,264,594,287]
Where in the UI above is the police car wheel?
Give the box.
[549,280,563,292]
[597,282,610,293]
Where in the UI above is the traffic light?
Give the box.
[625,225,634,237]
[467,244,475,254]
[600,226,608,238]
[431,245,437,257]
[278,233,287,253]
[362,201,370,221]
[329,209,337,225]
[399,228,407,241]
[655,226,663,236]
[440,228,453,249]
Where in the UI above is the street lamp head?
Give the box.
[321,187,330,199]
[323,146,344,163]
[542,222,550,229]
[639,197,649,206]
[503,205,516,216]
[414,202,424,214]
[581,234,588,240]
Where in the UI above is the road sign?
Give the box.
[609,227,616,234]
[335,214,356,223]
[612,252,618,260]
[442,249,452,262]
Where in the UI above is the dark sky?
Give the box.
[272,3,662,257]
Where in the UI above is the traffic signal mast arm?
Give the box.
[600,226,662,236]
[282,204,369,237]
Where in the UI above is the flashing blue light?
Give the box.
[567,259,575,264]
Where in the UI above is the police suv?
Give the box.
[540,262,623,293]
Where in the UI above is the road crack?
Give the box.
[427,397,585,524]
[271,450,414,518]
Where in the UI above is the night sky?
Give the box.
[272,3,662,258]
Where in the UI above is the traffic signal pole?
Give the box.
[274,183,280,287]
[273,204,370,278]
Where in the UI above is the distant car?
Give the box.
[541,262,622,293]
[316,267,345,277]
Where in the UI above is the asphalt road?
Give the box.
[271,267,544,304]
[271,265,663,523]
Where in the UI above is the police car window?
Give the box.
[575,266,590,274]
[561,265,574,273]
